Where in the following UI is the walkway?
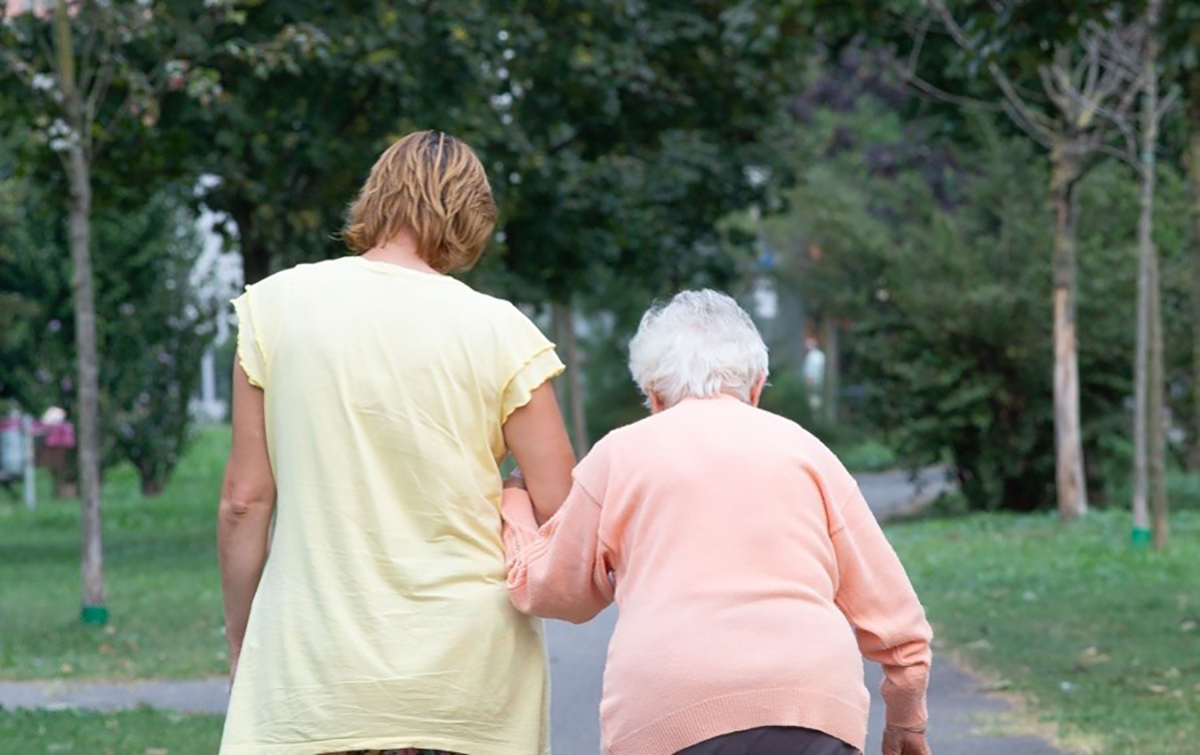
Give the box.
[0,467,1061,753]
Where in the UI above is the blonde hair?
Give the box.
[629,290,769,409]
[343,131,497,273]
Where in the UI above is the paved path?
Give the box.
[0,468,1061,753]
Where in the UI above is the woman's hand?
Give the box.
[883,724,930,754]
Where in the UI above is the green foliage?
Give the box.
[891,509,1200,753]
[0,165,214,495]
[765,50,1194,511]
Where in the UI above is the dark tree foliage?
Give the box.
[0,165,213,496]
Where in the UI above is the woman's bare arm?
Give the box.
[217,362,277,678]
[503,382,575,524]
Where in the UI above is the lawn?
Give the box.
[0,426,229,681]
[890,508,1199,754]
[0,708,223,754]
[2,426,1198,754]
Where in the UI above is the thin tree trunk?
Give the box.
[821,317,839,424]
[1131,7,1157,541]
[1148,247,1168,549]
[1133,206,1150,539]
[553,301,588,455]
[1142,0,1168,549]
[1051,145,1088,522]
[56,4,107,622]
[234,207,271,285]
[1187,64,1200,471]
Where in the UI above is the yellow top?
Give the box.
[221,256,562,755]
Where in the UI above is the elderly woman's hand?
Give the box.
[883,724,930,754]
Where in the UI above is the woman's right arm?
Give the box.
[831,488,933,753]
[500,482,615,624]
[503,382,575,523]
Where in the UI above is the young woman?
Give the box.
[218,131,575,755]
[502,290,933,755]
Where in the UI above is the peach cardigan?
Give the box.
[502,396,932,755]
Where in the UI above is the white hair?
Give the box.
[628,289,769,408]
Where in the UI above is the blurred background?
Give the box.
[0,1,1197,753]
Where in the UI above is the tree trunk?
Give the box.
[242,243,271,285]
[553,301,588,455]
[1142,0,1167,549]
[1050,145,1088,522]
[1132,191,1150,541]
[1148,246,1169,549]
[232,205,271,285]
[55,3,106,623]
[821,317,839,424]
[67,148,106,621]
[1187,57,1200,471]
[1131,4,1159,542]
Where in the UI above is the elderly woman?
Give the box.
[217,131,575,755]
[502,290,933,755]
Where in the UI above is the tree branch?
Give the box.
[927,0,1059,144]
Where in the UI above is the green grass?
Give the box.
[889,509,1200,754]
[0,708,223,754]
[0,427,230,681]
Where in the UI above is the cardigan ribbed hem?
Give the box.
[604,687,868,755]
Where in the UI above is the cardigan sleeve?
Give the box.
[831,487,933,728]
[501,484,615,625]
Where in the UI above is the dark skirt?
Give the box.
[676,726,860,755]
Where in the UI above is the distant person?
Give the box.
[502,291,932,755]
[803,335,826,413]
[217,131,575,755]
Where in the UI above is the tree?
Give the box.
[0,140,214,498]
[161,1,512,284]
[1184,18,1200,471]
[1118,0,1175,549]
[0,1,223,623]
[467,2,807,449]
[926,1,1145,522]
[1,2,134,623]
[169,2,810,450]
[761,43,1192,511]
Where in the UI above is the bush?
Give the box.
[0,170,213,496]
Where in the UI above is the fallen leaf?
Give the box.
[1180,620,1196,633]
[59,663,73,675]
[1146,683,1169,695]
[1078,646,1110,665]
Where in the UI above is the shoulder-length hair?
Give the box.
[343,130,497,273]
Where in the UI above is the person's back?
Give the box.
[219,131,574,755]
[555,398,883,752]
[599,397,865,711]
[501,290,931,755]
